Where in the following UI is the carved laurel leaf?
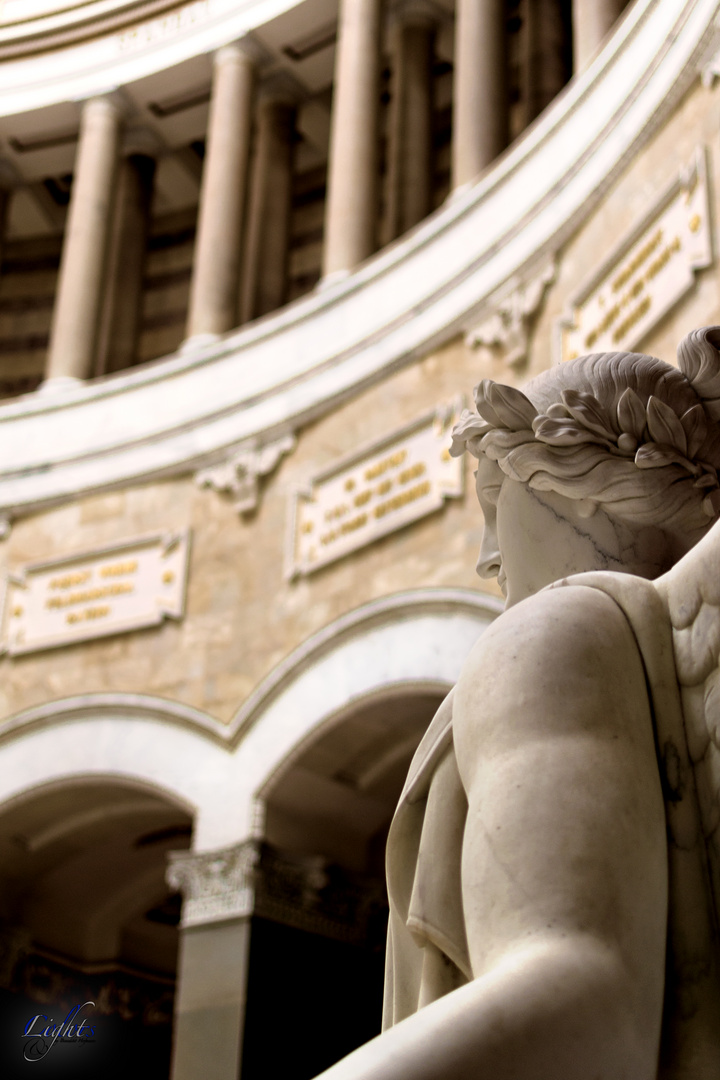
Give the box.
[472,380,504,427]
[450,410,491,456]
[681,404,708,460]
[485,383,538,431]
[562,389,618,439]
[532,415,613,447]
[646,396,688,456]
[635,443,692,470]
[617,387,647,440]
[546,403,571,419]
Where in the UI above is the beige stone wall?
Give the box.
[0,334,504,726]
[1,73,719,730]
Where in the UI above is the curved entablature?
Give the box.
[0,0,713,522]
[0,1,300,103]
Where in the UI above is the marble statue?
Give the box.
[317,327,720,1080]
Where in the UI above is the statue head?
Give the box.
[451,327,720,604]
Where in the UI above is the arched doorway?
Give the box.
[0,777,192,1080]
[242,688,446,1079]
[231,588,502,1080]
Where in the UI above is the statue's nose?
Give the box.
[476,526,502,580]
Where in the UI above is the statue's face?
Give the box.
[474,456,506,595]
[474,454,630,606]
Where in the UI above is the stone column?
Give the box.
[0,173,14,271]
[382,3,435,245]
[167,841,258,1080]
[45,96,122,384]
[185,41,255,345]
[95,151,156,376]
[452,0,509,190]
[322,0,383,279]
[240,81,297,323]
[573,0,627,72]
[524,0,570,124]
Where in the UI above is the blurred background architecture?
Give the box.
[0,0,717,1077]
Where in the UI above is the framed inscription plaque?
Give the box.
[286,401,464,578]
[1,530,190,655]
[557,148,712,362]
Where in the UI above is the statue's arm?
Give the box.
[314,586,668,1080]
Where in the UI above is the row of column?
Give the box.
[41,0,626,384]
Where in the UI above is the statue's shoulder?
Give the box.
[459,582,635,690]
[453,583,653,788]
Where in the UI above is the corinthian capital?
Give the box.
[167,840,259,928]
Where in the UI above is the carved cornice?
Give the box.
[166,840,389,941]
[167,840,259,927]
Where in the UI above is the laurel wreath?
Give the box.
[451,379,720,513]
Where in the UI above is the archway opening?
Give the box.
[242,689,446,1080]
[0,777,192,1079]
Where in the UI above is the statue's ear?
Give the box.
[575,499,598,519]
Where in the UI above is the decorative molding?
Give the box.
[167,840,259,927]
[255,845,388,947]
[700,19,720,87]
[167,839,389,942]
[465,259,557,368]
[195,434,295,515]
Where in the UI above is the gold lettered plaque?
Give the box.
[1,530,190,655]
[557,147,712,362]
[286,401,464,577]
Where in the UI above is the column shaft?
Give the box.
[573,0,627,71]
[96,153,155,375]
[186,43,254,341]
[240,98,295,322]
[383,19,434,245]
[45,97,121,381]
[452,0,509,189]
[322,0,383,277]
[525,0,570,124]
[171,919,251,1080]
[0,187,11,271]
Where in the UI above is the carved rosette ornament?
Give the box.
[166,841,259,928]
